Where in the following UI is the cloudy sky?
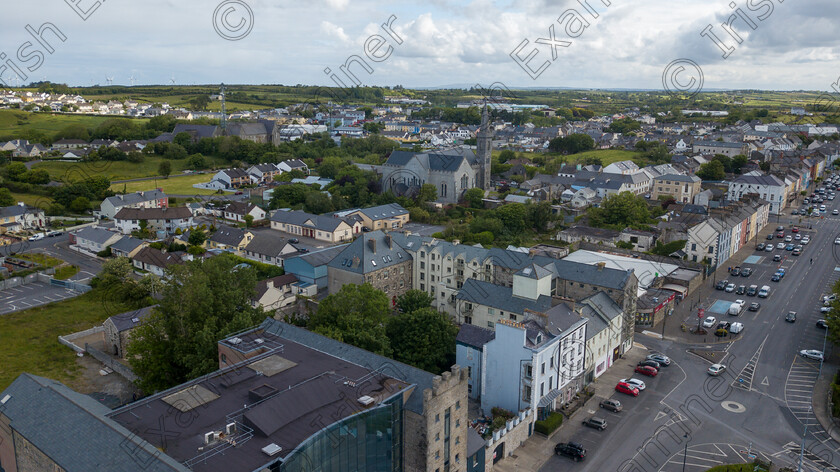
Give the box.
[2,0,838,91]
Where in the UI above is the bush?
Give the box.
[534,412,563,435]
[97,247,112,257]
[491,407,514,420]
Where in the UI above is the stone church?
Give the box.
[379,107,493,204]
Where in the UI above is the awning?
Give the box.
[661,284,688,296]
[538,388,563,407]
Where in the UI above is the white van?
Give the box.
[758,285,771,298]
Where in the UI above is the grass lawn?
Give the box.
[15,253,63,268]
[705,464,767,472]
[110,172,220,195]
[54,265,80,280]
[33,154,229,182]
[0,290,132,391]
[9,192,52,208]
[0,110,147,137]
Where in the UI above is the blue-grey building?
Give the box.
[283,244,348,289]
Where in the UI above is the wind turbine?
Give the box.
[106,76,114,85]
[129,75,136,87]
[170,75,176,86]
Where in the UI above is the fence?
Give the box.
[85,343,138,382]
[58,325,104,353]
[0,273,39,290]
[49,277,92,293]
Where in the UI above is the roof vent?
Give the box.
[254,338,264,344]
[229,337,242,345]
[225,422,237,435]
[1,394,10,405]
[358,395,375,406]
[262,443,283,456]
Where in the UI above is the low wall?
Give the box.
[487,409,534,471]
[59,325,105,353]
[85,344,138,382]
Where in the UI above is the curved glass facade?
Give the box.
[278,394,403,472]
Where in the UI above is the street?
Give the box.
[542,192,840,472]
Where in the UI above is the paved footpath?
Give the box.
[492,344,649,472]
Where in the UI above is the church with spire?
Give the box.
[377,105,494,204]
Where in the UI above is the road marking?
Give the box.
[721,401,746,413]
[761,376,769,386]
[732,334,768,390]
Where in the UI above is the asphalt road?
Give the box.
[1,232,103,283]
[542,184,840,472]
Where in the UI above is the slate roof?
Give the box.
[209,225,250,246]
[0,374,188,472]
[132,247,183,269]
[654,173,701,183]
[270,210,348,233]
[110,236,144,254]
[107,305,157,332]
[172,124,220,140]
[261,319,436,415]
[114,206,192,220]
[456,324,496,349]
[254,274,298,299]
[384,148,478,173]
[356,203,408,221]
[456,279,552,315]
[73,226,120,245]
[550,259,634,290]
[0,204,41,218]
[328,231,410,274]
[103,190,166,209]
[288,244,349,268]
[693,140,745,149]
[730,173,785,187]
[224,201,259,216]
[244,231,288,257]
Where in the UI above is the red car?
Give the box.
[792,227,799,233]
[634,365,658,377]
[615,382,639,396]
[776,231,784,238]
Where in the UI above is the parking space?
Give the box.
[662,443,773,472]
[0,281,82,315]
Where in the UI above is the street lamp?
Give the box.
[682,433,689,472]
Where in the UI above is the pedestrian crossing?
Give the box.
[661,443,772,472]
[785,357,821,427]
[772,441,840,471]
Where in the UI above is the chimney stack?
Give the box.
[385,234,392,249]
[368,237,376,254]
[596,262,606,271]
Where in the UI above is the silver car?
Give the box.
[619,378,646,391]
[800,350,824,361]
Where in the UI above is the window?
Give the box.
[465,316,472,324]
[509,313,517,321]
[435,414,440,422]
[541,362,545,374]
[420,283,425,291]
[436,432,440,441]
[487,321,494,328]
[456,400,461,410]
[421,261,425,269]
[550,357,554,368]
[420,273,425,280]
[525,365,532,378]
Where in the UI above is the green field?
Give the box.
[0,290,131,391]
[0,109,147,138]
[33,154,230,182]
[110,172,220,195]
[567,149,643,165]
[9,192,52,208]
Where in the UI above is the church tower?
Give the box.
[476,103,493,190]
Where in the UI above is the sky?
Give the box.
[1,0,839,92]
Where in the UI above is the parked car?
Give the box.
[784,235,793,242]
[792,248,802,256]
[824,294,837,304]
[646,353,671,366]
[758,285,771,298]
[730,322,744,334]
[736,285,746,295]
[756,243,765,251]
[821,306,833,313]
[834,209,839,216]
[773,254,782,262]
[766,233,774,240]
[634,365,658,377]
[47,231,63,237]
[599,399,622,412]
[748,302,760,311]
[785,244,795,251]
[725,283,736,292]
[741,267,752,277]
[765,244,774,252]
[776,242,786,249]
[715,280,728,290]
[582,417,608,431]
[771,273,781,282]
[637,360,660,370]
[288,238,299,244]
[702,316,717,328]
[730,267,741,276]
[708,364,727,376]
[817,319,829,329]
[776,225,784,231]
[620,378,646,391]
[747,285,758,297]
[792,226,799,233]
[785,311,797,322]
[800,350,824,361]
[27,233,45,241]
[615,382,639,397]
[555,442,586,461]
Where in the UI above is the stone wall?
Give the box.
[12,432,65,472]
[486,409,533,471]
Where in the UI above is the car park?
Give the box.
[646,353,671,366]
[749,302,760,311]
[615,382,640,397]
[708,364,727,376]
[634,365,658,377]
[637,360,660,370]
[582,417,608,430]
[555,442,586,461]
[725,283,736,292]
[800,350,824,361]
[817,319,829,329]
[620,378,646,391]
[599,399,622,412]
[786,311,797,322]
[702,316,717,328]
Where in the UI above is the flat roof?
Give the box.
[108,334,410,472]
[562,250,679,291]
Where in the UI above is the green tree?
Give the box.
[304,192,334,214]
[308,283,392,356]
[731,154,749,174]
[498,149,516,163]
[69,196,90,213]
[548,134,595,154]
[0,188,14,206]
[127,256,266,392]
[188,228,207,246]
[527,201,554,232]
[190,94,211,111]
[174,132,192,148]
[696,160,726,181]
[463,188,485,208]
[158,160,172,178]
[587,191,652,230]
[387,308,457,374]
[186,154,207,170]
[606,117,641,134]
[396,289,434,314]
[6,162,28,181]
[243,214,254,228]
[496,203,528,233]
[417,183,437,204]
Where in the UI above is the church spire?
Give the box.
[477,102,492,191]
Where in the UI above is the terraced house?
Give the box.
[270,210,358,243]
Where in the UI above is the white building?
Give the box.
[726,172,787,214]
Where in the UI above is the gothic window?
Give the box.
[460,174,468,189]
[440,183,447,198]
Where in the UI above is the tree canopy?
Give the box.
[308,283,392,356]
[387,308,457,374]
[587,191,655,230]
[548,133,595,154]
